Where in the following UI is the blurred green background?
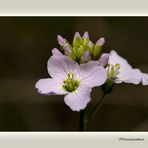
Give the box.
[0,17,148,131]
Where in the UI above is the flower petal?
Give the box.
[51,48,63,56]
[35,78,66,95]
[78,61,107,87]
[107,50,137,84]
[108,50,148,85]
[141,73,148,85]
[120,69,142,84]
[64,85,91,111]
[108,50,132,72]
[47,55,78,80]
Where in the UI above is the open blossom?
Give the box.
[103,50,148,85]
[35,55,107,111]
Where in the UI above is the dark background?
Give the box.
[0,17,148,131]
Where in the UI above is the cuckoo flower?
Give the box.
[104,50,148,85]
[35,55,107,111]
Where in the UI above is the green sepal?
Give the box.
[70,47,77,60]
[73,45,85,64]
[76,45,85,58]
[101,79,114,94]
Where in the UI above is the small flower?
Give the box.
[104,50,148,85]
[35,55,107,111]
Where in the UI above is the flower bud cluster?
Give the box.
[57,32,105,64]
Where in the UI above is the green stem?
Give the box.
[85,93,106,124]
[79,110,85,131]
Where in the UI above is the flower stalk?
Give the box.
[79,110,85,131]
[84,93,106,128]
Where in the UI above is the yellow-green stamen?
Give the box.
[107,63,121,78]
[63,73,80,92]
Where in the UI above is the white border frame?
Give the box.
[0,0,148,147]
[0,132,147,147]
[0,0,148,16]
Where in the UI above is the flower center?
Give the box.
[107,63,120,78]
[62,73,80,92]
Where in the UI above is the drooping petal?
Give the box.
[119,69,142,84]
[78,61,107,87]
[35,78,66,95]
[141,73,148,85]
[64,84,91,111]
[47,55,78,80]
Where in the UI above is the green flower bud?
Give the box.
[85,41,93,55]
[96,37,105,46]
[76,45,85,63]
[57,35,72,55]
[63,45,71,56]
[81,51,91,63]
[57,35,65,46]
[82,31,89,39]
[93,43,102,59]
[70,45,85,64]
[98,55,109,67]
[70,47,77,60]
[93,37,105,59]
[82,38,89,47]
[73,32,82,48]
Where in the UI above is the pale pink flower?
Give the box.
[35,55,107,111]
[104,50,148,85]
